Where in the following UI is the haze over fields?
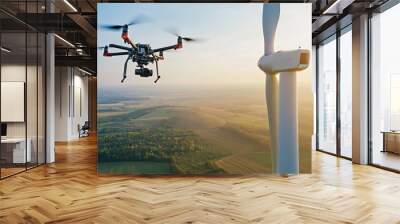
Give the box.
[98,84,311,174]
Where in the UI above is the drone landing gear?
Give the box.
[121,55,131,83]
[154,75,160,83]
[154,59,161,83]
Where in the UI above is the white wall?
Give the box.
[72,73,89,138]
[55,67,89,141]
[55,67,70,141]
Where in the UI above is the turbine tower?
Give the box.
[258,4,310,174]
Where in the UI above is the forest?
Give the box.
[98,127,226,174]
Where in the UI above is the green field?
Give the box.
[98,161,173,174]
[98,85,311,174]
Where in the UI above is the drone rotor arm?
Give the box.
[109,44,132,51]
[128,41,137,50]
[151,44,178,54]
[119,30,138,49]
[104,52,130,57]
[121,33,137,48]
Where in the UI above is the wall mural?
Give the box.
[97,3,313,175]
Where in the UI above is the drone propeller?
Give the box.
[100,15,152,31]
[164,28,203,42]
[181,37,196,42]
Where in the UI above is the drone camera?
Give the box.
[135,68,153,77]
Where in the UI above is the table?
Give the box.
[381,131,400,154]
[1,138,31,163]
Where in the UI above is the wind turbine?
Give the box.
[258,4,310,175]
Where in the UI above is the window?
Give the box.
[339,27,352,158]
[390,74,400,130]
[317,35,337,154]
[370,2,400,171]
[316,25,353,159]
[0,1,47,179]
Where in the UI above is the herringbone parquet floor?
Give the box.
[1,135,400,224]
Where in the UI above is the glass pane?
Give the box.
[27,31,38,169]
[0,1,46,178]
[318,36,337,154]
[1,30,27,177]
[371,3,400,171]
[340,28,352,158]
[38,32,45,165]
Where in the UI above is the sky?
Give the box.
[97,3,311,88]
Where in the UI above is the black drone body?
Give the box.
[100,19,197,83]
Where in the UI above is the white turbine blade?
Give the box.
[262,3,281,173]
[263,4,280,55]
[265,74,279,172]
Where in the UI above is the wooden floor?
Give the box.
[372,151,400,171]
[1,167,26,178]
[1,135,400,224]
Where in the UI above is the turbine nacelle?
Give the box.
[258,49,310,74]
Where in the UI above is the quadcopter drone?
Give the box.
[100,17,200,83]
